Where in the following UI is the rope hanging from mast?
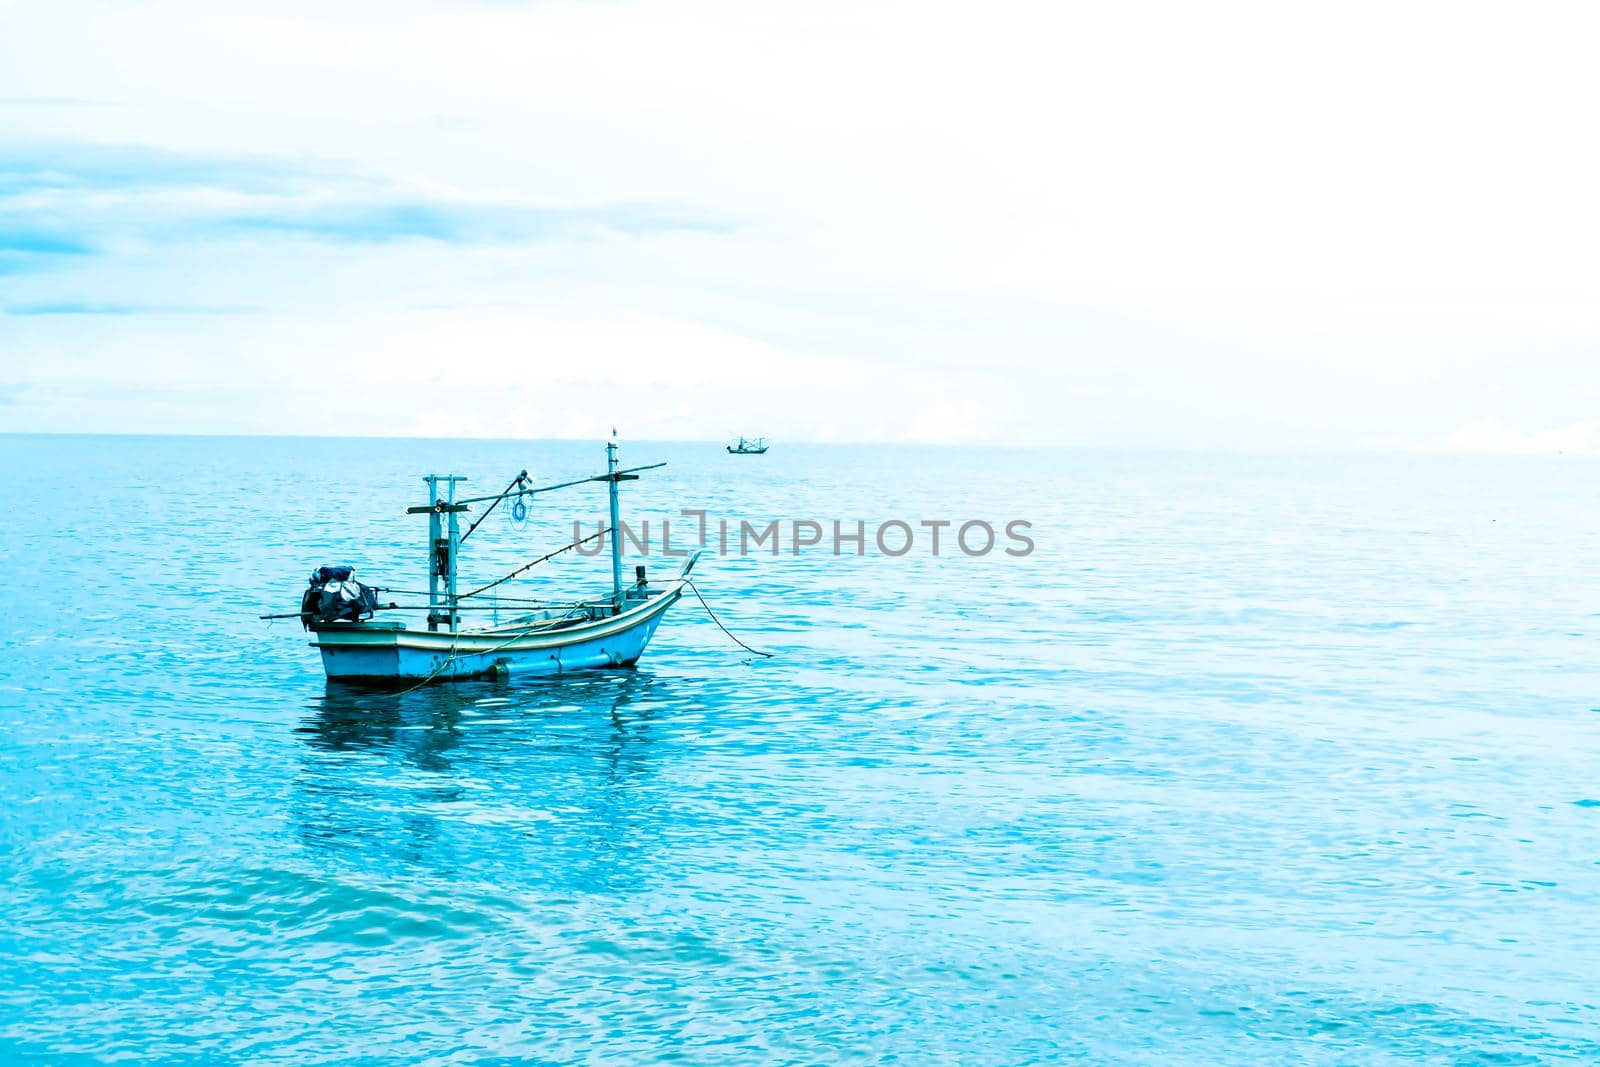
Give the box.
[460,470,528,544]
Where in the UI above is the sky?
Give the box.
[1,0,1598,450]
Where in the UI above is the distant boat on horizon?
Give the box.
[727,435,769,455]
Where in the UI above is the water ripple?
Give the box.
[3,438,1600,1062]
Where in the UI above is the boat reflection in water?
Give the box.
[292,672,672,893]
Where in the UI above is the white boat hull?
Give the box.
[311,579,686,685]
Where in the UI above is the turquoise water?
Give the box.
[2,434,1599,1063]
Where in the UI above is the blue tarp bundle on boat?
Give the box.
[301,565,378,628]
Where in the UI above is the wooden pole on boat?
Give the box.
[425,475,441,632]
[606,433,623,615]
[446,477,462,632]
[422,474,468,632]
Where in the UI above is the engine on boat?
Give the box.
[300,565,379,629]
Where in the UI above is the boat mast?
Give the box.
[606,433,623,614]
[422,474,467,632]
[446,481,462,632]
[407,443,654,628]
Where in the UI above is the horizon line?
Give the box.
[1,429,1596,459]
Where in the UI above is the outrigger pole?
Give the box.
[450,463,665,507]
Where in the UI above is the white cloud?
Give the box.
[2,0,1598,445]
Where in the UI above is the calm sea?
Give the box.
[2,434,1598,1064]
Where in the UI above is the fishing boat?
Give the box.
[265,438,701,685]
[727,435,768,455]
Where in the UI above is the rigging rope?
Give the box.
[390,628,467,695]
[460,471,527,544]
[375,587,569,607]
[390,624,542,695]
[456,528,609,600]
[684,578,774,659]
